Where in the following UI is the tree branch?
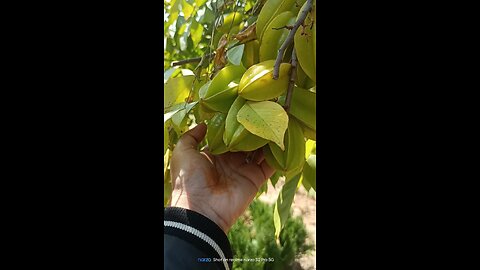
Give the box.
[170,41,248,67]
[273,0,313,80]
[272,25,293,31]
[283,49,297,112]
[170,53,214,67]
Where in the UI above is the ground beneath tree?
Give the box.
[258,179,316,270]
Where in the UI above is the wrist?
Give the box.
[170,194,230,234]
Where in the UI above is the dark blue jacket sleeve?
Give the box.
[164,207,233,270]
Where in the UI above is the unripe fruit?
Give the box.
[218,12,243,34]
[259,11,296,61]
[238,60,291,101]
[256,0,298,42]
[294,1,316,82]
[201,65,246,113]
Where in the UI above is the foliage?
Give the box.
[227,200,314,270]
[164,0,317,237]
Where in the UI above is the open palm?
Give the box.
[170,123,274,233]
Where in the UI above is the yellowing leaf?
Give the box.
[305,139,315,159]
[181,0,194,20]
[164,75,194,111]
[237,101,288,150]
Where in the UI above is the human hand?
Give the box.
[169,123,275,233]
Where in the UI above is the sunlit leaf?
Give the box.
[245,0,253,12]
[237,101,288,150]
[171,101,198,134]
[164,75,195,110]
[194,0,207,7]
[177,18,187,35]
[165,0,180,32]
[190,20,204,47]
[305,139,315,159]
[181,0,194,20]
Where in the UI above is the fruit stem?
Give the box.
[272,0,313,80]
[283,49,297,112]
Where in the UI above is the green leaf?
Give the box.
[179,24,189,51]
[227,44,244,66]
[190,20,204,47]
[303,154,316,191]
[177,18,187,35]
[245,0,253,12]
[273,173,301,238]
[223,97,246,146]
[301,173,312,191]
[181,0,194,20]
[237,101,289,150]
[198,80,212,99]
[269,170,283,187]
[165,0,180,32]
[171,101,198,134]
[206,112,229,155]
[164,102,186,122]
[200,6,215,24]
[164,75,195,111]
[194,0,207,6]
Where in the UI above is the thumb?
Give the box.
[175,123,207,151]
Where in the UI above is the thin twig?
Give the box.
[272,0,313,80]
[283,49,297,112]
[170,42,246,67]
[171,53,215,67]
